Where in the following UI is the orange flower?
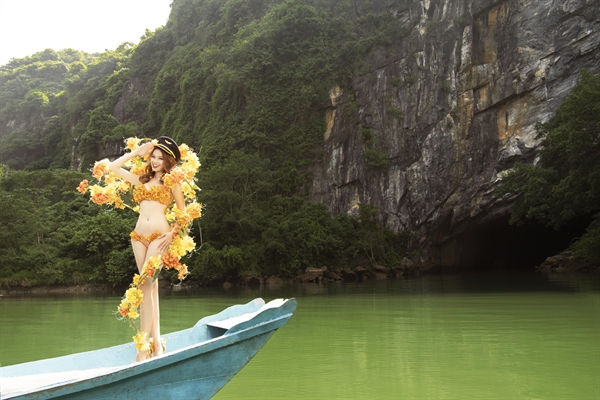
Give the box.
[130,157,147,176]
[161,253,181,270]
[118,305,129,317]
[163,167,185,189]
[91,192,110,205]
[92,159,110,179]
[162,174,177,189]
[144,264,156,278]
[177,264,189,280]
[77,180,88,194]
[142,256,161,278]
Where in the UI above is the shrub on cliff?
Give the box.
[498,69,600,260]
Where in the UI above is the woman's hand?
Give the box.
[134,141,155,157]
[157,233,173,254]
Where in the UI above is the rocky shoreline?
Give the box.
[221,256,422,288]
[2,255,597,296]
[536,252,600,274]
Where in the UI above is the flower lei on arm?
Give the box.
[76,137,151,210]
[77,137,202,354]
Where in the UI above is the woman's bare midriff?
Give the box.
[134,200,170,235]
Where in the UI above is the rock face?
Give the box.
[113,77,149,124]
[311,0,600,267]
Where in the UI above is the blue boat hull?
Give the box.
[1,298,297,400]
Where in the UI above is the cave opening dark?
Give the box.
[448,216,590,270]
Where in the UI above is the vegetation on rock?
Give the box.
[498,69,600,261]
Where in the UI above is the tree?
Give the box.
[498,69,600,259]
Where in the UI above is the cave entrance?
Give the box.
[439,216,588,269]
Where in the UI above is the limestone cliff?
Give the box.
[310,0,600,267]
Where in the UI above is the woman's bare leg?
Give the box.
[143,240,163,357]
[151,278,162,356]
[131,240,150,361]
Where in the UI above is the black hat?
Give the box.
[154,136,180,161]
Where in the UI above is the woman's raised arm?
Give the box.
[109,141,154,185]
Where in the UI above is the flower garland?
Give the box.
[77,137,202,354]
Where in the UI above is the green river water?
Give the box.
[1,270,599,399]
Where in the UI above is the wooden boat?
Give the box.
[1,298,297,399]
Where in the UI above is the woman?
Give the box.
[109,136,184,361]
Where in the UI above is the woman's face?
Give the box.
[150,149,165,172]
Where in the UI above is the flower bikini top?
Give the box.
[133,184,172,206]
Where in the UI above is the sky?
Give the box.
[0,0,173,66]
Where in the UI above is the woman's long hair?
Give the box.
[139,147,177,184]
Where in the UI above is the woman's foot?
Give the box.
[149,338,166,358]
[135,350,150,362]
[154,339,166,357]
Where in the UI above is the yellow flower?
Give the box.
[132,274,144,287]
[126,137,141,151]
[127,308,139,319]
[182,153,200,180]
[125,287,143,307]
[181,181,196,199]
[179,143,190,158]
[142,256,162,278]
[173,208,191,227]
[187,202,202,220]
[133,331,150,351]
[165,206,177,223]
[129,158,147,176]
[169,235,196,258]
[118,180,130,193]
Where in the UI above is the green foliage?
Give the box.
[0,169,137,287]
[404,73,418,85]
[130,28,175,88]
[64,210,137,283]
[198,151,274,248]
[498,69,600,260]
[364,147,390,168]
[570,213,600,260]
[355,10,407,52]
[454,15,465,26]
[386,106,404,119]
[261,196,344,276]
[78,108,119,169]
[360,126,389,168]
[424,18,442,35]
[334,203,412,268]
[0,0,416,286]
